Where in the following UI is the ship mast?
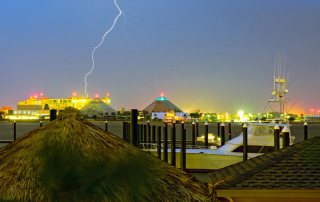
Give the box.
[268,53,288,121]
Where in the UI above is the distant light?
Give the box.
[72,92,77,97]
[237,110,245,122]
[40,93,43,96]
[95,94,100,98]
[160,93,164,97]
[156,96,168,101]
[107,93,110,97]
[237,110,244,116]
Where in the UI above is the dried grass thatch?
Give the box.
[0,108,209,201]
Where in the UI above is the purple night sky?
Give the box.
[1,0,320,114]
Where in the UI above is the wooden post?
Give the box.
[127,122,130,142]
[157,126,162,160]
[13,120,16,141]
[143,124,147,147]
[180,123,186,171]
[141,124,145,147]
[204,121,209,147]
[138,124,145,148]
[195,120,199,138]
[40,120,43,127]
[279,125,283,133]
[274,124,280,151]
[192,121,196,146]
[137,124,140,146]
[152,125,156,144]
[304,122,308,140]
[50,109,57,121]
[126,122,131,143]
[130,109,138,147]
[282,125,290,148]
[105,121,108,132]
[243,123,248,161]
[220,123,225,146]
[228,122,232,140]
[217,122,220,137]
[163,122,168,163]
[122,122,127,141]
[147,121,151,146]
[171,122,176,166]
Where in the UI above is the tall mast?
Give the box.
[269,53,288,121]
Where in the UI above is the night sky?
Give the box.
[1,0,320,114]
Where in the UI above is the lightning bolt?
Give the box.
[84,0,123,97]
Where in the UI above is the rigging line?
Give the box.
[287,67,320,111]
[122,13,150,58]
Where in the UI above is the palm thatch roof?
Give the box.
[0,109,209,201]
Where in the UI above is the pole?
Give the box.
[122,122,127,141]
[217,122,220,137]
[147,121,151,146]
[130,109,138,147]
[282,125,290,148]
[274,124,280,151]
[171,122,176,166]
[40,120,43,127]
[192,121,196,146]
[127,122,130,142]
[143,124,147,147]
[105,121,108,132]
[152,125,156,144]
[157,126,162,160]
[50,109,57,121]
[243,123,248,161]
[180,126,186,171]
[304,122,308,140]
[163,122,168,163]
[127,123,130,142]
[204,121,209,147]
[13,120,16,141]
[195,120,199,138]
[137,124,141,146]
[221,123,225,146]
[228,122,232,140]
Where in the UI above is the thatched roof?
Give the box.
[0,109,209,201]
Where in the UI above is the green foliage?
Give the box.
[189,112,201,119]
[288,116,295,122]
[0,111,5,120]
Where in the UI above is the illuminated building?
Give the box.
[144,94,187,121]
[6,93,112,120]
[17,93,111,111]
[81,98,116,118]
[0,106,12,114]
[0,106,12,119]
[6,110,50,120]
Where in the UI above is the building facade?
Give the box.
[6,94,112,120]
